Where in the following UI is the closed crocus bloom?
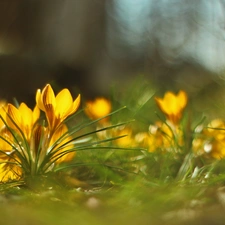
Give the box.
[155,90,188,124]
[7,103,40,142]
[85,97,111,124]
[36,84,80,132]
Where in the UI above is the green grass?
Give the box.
[1,77,225,225]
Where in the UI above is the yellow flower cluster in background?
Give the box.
[85,97,136,147]
[84,90,225,160]
[193,119,225,159]
[135,121,184,153]
[85,97,111,124]
[84,92,185,152]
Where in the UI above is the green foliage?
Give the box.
[1,78,225,224]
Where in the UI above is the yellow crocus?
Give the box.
[49,124,75,164]
[113,126,135,147]
[36,84,80,132]
[135,132,156,152]
[0,127,14,152]
[85,97,111,124]
[0,101,7,129]
[155,90,188,124]
[194,119,225,159]
[7,103,40,142]
[0,127,22,182]
[135,120,184,153]
[0,160,22,182]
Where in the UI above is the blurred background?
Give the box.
[0,0,225,109]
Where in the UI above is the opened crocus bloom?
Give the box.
[155,90,188,124]
[85,97,111,124]
[36,84,80,132]
[7,103,40,142]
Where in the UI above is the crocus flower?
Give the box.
[7,103,40,142]
[0,156,22,182]
[155,90,188,124]
[85,97,111,124]
[36,84,80,132]
[49,124,76,164]
[0,101,7,130]
[193,119,225,159]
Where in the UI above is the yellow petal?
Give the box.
[71,94,81,115]
[163,92,178,114]
[7,104,22,129]
[32,105,40,124]
[41,85,56,130]
[155,90,188,124]
[53,123,68,138]
[155,97,165,113]
[0,160,22,182]
[42,84,56,110]
[0,106,7,129]
[50,124,75,164]
[0,128,13,151]
[55,88,73,118]
[177,90,188,109]
[36,89,45,111]
[30,124,44,155]
[19,103,33,129]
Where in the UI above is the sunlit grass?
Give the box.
[0,79,225,224]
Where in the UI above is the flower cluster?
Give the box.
[2,84,225,184]
[193,119,225,159]
[135,90,225,158]
[84,97,136,147]
[0,84,80,182]
[84,92,186,153]
[84,91,225,160]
